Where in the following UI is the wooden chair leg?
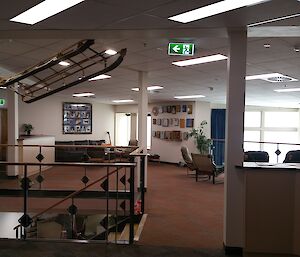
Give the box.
[196,171,198,182]
[213,173,215,184]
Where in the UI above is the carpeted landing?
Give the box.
[139,162,224,249]
[0,162,227,255]
[0,239,238,257]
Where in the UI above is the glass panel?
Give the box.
[244,111,261,127]
[264,112,299,128]
[244,130,261,151]
[263,131,299,163]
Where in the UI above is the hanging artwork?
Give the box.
[63,102,92,134]
[180,118,185,128]
[186,118,194,128]
[187,105,193,114]
[162,118,169,127]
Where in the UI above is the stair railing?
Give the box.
[0,161,137,243]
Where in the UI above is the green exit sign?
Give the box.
[168,43,195,56]
[0,99,5,106]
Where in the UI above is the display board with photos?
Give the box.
[151,103,194,141]
[63,102,92,134]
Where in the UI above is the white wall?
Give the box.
[116,101,211,164]
[19,95,115,143]
[0,212,22,239]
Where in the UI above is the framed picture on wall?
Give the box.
[63,102,92,134]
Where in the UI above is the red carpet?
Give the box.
[0,163,224,249]
[139,162,224,249]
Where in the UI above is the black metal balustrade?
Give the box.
[0,145,146,244]
[209,139,300,164]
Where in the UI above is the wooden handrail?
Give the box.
[0,161,136,167]
[0,143,138,149]
[14,165,123,230]
[130,147,147,157]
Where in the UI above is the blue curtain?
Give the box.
[211,109,226,165]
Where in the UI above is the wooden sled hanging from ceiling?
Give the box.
[0,39,126,103]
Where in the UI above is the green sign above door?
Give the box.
[0,99,5,106]
[168,43,195,56]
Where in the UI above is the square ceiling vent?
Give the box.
[264,74,298,83]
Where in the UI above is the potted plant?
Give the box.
[188,120,211,154]
[23,123,34,135]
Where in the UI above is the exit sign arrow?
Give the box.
[172,45,180,53]
[168,43,195,56]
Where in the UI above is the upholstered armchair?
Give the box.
[180,146,195,175]
[283,150,300,163]
[244,151,269,162]
[191,153,223,184]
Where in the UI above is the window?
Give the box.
[244,131,260,151]
[264,112,299,128]
[244,110,299,163]
[244,111,261,127]
[115,113,131,146]
[147,115,152,149]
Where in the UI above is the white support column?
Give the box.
[137,71,148,187]
[224,28,247,249]
[7,88,19,176]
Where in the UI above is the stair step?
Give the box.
[118,223,139,241]
[107,232,122,242]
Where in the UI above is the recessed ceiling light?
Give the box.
[131,86,164,91]
[274,88,300,92]
[0,86,7,89]
[73,92,95,97]
[246,73,298,82]
[147,85,164,91]
[264,43,271,48]
[294,47,300,52]
[112,99,134,103]
[88,74,111,81]
[168,0,268,23]
[59,61,70,66]
[172,54,227,67]
[105,49,117,55]
[174,95,206,99]
[10,0,85,25]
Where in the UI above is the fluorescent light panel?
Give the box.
[274,88,300,93]
[132,86,164,91]
[112,99,134,103]
[246,73,282,80]
[172,54,227,67]
[168,0,268,23]
[105,49,117,55]
[246,73,298,82]
[73,92,95,97]
[59,61,70,66]
[248,13,300,27]
[174,95,205,99]
[10,0,84,25]
[89,74,111,81]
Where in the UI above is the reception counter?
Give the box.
[240,162,300,257]
[17,135,55,176]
